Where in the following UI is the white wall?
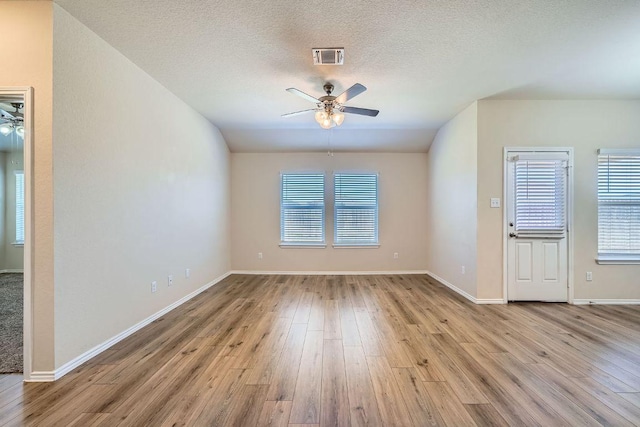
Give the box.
[231,152,428,272]
[0,0,55,372]
[477,100,640,300]
[426,102,478,298]
[53,5,231,368]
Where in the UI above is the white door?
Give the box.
[506,150,570,301]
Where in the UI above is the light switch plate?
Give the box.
[490,198,501,208]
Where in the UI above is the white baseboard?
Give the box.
[27,371,56,382]
[573,299,640,305]
[425,270,505,305]
[27,271,232,382]
[0,269,24,274]
[475,298,506,305]
[229,270,430,275]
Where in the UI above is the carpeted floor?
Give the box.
[0,273,22,373]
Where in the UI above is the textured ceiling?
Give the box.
[54,0,640,152]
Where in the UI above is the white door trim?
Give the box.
[502,147,574,304]
[0,87,33,379]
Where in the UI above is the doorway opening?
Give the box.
[0,88,32,379]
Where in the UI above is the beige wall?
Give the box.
[0,1,55,372]
[477,100,640,300]
[231,152,428,271]
[2,150,25,270]
[426,102,478,298]
[52,5,230,367]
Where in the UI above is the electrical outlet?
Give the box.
[151,281,157,293]
[461,266,466,274]
[258,252,263,259]
[393,252,399,259]
[586,272,593,281]
[490,198,501,208]
[168,275,173,286]
[185,268,190,279]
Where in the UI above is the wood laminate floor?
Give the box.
[1,274,640,426]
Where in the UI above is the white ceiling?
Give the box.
[54,0,640,152]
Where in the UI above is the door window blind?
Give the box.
[514,160,567,234]
[598,151,640,257]
[280,173,325,244]
[334,173,378,245]
[15,171,24,244]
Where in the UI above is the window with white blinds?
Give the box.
[597,150,640,261]
[334,173,378,245]
[15,171,24,245]
[513,159,567,234]
[280,173,325,244]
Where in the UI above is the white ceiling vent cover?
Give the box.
[313,48,344,65]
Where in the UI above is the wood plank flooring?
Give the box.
[2,274,640,426]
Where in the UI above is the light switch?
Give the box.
[490,198,501,208]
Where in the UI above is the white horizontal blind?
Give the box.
[514,160,566,233]
[334,173,378,245]
[15,171,24,244]
[281,173,325,244]
[598,152,640,256]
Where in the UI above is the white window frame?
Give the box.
[596,148,640,264]
[14,170,24,246]
[279,172,326,248]
[333,172,380,248]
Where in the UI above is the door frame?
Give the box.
[0,87,33,379]
[502,147,575,304]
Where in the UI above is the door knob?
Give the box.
[509,233,518,238]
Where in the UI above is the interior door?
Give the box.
[506,151,569,301]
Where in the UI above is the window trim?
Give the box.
[596,148,640,264]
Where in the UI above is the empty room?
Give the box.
[1,0,640,426]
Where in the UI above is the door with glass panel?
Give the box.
[506,150,570,301]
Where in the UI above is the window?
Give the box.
[15,171,24,245]
[597,149,640,263]
[334,173,378,246]
[280,173,325,245]
[513,158,567,234]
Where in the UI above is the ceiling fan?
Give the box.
[0,103,24,137]
[283,82,379,129]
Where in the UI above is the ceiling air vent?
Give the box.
[312,48,344,65]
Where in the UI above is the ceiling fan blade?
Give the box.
[282,109,316,118]
[0,108,14,119]
[340,106,379,117]
[286,88,320,104]
[0,105,22,119]
[334,83,367,104]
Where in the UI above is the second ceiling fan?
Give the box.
[283,82,379,129]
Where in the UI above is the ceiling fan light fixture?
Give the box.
[332,111,344,126]
[0,123,14,135]
[16,125,24,137]
[315,110,328,124]
[320,116,333,129]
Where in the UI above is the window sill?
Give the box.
[332,244,380,249]
[596,256,640,265]
[280,243,327,249]
[12,242,24,248]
